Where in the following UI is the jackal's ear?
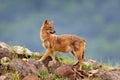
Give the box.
[44,19,48,24]
[50,21,54,24]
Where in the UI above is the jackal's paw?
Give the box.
[53,60,57,64]
[37,59,42,62]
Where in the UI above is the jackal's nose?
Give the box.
[50,31,56,34]
[53,31,56,33]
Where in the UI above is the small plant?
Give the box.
[10,71,20,80]
[22,47,29,59]
[82,63,93,72]
[50,74,62,80]
[38,70,48,80]
[9,50,18,59]
[103,60,113,71]
[55,52,63,62]
[92,64,99,70]
[92,78,101,80]
[103,65,113,71]
[2,65,8,73]
[55,52,75,65]
[62,58,75,65]
[31,53,36,59]
[51,74,70,80]
[64,78,70,80]
[54,74,61,79]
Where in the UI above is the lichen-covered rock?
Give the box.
[1,41,120,80]
[0,46,11,59]
[0,74,11,80]
[13,46,32,56]
[84,59,103,70]
[0,62,3,75]
[23,74,40,80]
[0,42,11,51]
[48,61,61,72]
[93,68,120,80]
[27,59,48,72]
[42,56,52,68]
[55,65,76,80]
[100,68,120,80]
[9,59,37,77]
[0,75,7,80]
[1,57,10,65]
[9,59,48,77]
[93,69,106,78]
[0,41,41,59]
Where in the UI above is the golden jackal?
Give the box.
[39,19,86,70]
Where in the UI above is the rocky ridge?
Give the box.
[0,41,120,80]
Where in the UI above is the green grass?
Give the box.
[9,50,18,59]
[82,63,93,72]
[37,70,70,80]
[30,53,36,59]
[50,74,62,80]
[55,52,63,62]
[2,65,8,73]
[103,61,113,71]
[102,60,114,71]
[55,52,75,65]
[22,47,30,59]
[61,58,75,65]
[38,70,48,80]
[10,71,20,80]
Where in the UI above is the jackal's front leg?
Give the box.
[39,49,52,62]
[49,52,56,63]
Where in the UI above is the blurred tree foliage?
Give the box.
[0,0,120,64]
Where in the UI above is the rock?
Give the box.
[0,75,7,80]
[1,42,120,80]
[13,46,32,55]
[0,74,11,80]
[93,68,120,80]
[34,52,42,57]
[23,74,40,80]
[88,69,99,77]
[42,56,61,71]
[9,59,37,77]
[72,67,88,79]
[0,46,11,59]
[9,59,48,77]
[55,65,76,80]
[100,68,120,80]
[12,46,42,59]
[48,61,61,72]
[0,62,3,75]
[0,42,42,59]
[42,56,52,68]
[84,59,103,70]
[93,69,106,78]
[0,42,11,51]
[1,57,10,65]
[27,59,48,72]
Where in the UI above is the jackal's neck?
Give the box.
[40,27,50,42]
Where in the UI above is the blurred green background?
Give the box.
[0,0,120,64]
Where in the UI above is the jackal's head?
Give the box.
[42,19,56,34]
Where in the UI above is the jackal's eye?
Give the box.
[48,27,53,29]
[46,26,52,30]
[49,26,52,28]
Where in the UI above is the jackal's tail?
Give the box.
[82,41,86,59]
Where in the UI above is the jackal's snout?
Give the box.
[44,19,56,34]
[50,30,56,34]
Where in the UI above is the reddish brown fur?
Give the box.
[39,19,86,70]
